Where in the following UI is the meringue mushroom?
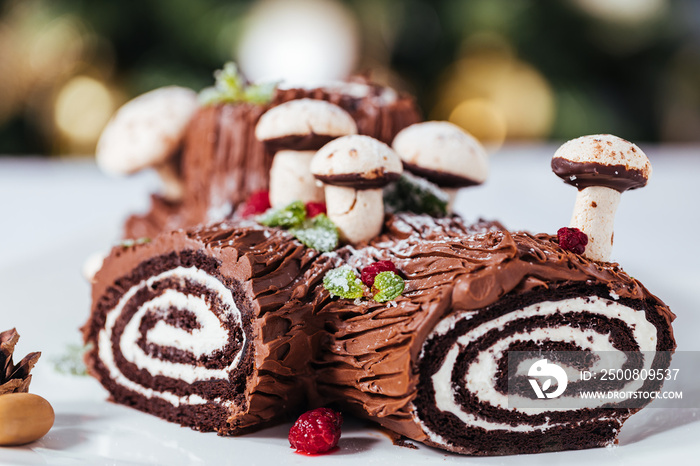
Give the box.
[552,134,651,262]
[310,135,402,244]
[82,250,107,283]
[391,121,489,211]
[255,98,357,208]
[96,86,199,201]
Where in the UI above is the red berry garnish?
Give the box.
[557,227,588,254]
[240,191,271,217]
[288,407,342,454]
[360,261,397,288]
[305,202,326,218]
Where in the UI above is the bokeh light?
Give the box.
[1,0,700,155]
[237,0,359,83]
[27,14,86,85]
[448,98,507,149]
[435,46,555,143]
[571,0,667,24]
[54,76,116,149]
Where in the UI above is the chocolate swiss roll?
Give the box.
[124,81,421,239]
[82,221,332,434]
[86,212,675,453]
[315,214,676,455]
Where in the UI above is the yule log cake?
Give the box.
[84,125,675,454]
[82,212,674,454]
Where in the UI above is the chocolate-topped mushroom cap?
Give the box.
[255,98,357,151]
[391,121,488,188]
[310,135,403,189]
[551,134,651,192]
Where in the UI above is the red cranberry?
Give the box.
[557,227,588,254]
[360,261,397,288]
[240,191,271,217]
[305,202,327,218]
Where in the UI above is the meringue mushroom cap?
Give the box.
[392,121,489,186]
[82,250,107,283]
[255,98,357,141]
[554,134,650,170]
[310,135,403,188]
[552,134,651,192]
[96,86,198,175]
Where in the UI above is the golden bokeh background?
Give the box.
[1,0,699,156]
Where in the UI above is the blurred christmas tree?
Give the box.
[0,0,698,155]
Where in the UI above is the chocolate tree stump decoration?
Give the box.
[552,134,651,262]
[116,72,421,240]
[0,329,41,395]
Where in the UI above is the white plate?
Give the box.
[1,149,698,465]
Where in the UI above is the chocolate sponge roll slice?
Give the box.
[315,214,676,455]
[83,222,330,434]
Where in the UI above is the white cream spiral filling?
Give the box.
[417,295,658,442]
[98,266,246,407]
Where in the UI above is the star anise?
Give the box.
[1,329,41,395]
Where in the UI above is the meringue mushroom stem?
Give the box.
[570,186,621,262]
[269,151,324,208]
[155,163,184,201]
[444,188,458,213]
[324,185,384,244]
[82,251,107,283]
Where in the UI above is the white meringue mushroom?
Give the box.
[96,86,199,201]
[392,121,489,211]
[311,135,402,244]
[552,134,651,262]
[82,250,107,283]
[268,150,324,207]
[255,98,357,142]
[256,98,357,208]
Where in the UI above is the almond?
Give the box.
[0,393,54,446]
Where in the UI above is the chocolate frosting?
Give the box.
[263,133,337,152]
[312,214,675,442]
[403,162,481,188]
[551,157,649,192]
[314,171,401,189]
[88,212,675,444]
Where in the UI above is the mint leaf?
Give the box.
[257,203,338,252]
[256,201,306,228]
[120,237,151,248]
[216,62,245,96]
[199,62,277,106]
[323,266,365,299]
[52,343,92,376]
[290,214,339,252]
[383,172,449,217]
[243,82,277,104]
[372,271,405,302]
[198,87,223,106]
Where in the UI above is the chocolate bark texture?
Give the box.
[123,82,421,239]
[87,213,675,454]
